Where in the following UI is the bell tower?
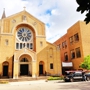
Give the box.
[1,8,6,19]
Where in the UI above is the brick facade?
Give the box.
[54,21,90,73]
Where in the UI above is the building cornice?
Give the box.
[0,33,13,36]
[0,33,46,38]
[36,35,46,38]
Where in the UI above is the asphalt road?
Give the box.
[0,80,90,90]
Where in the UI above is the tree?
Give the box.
[80,55,90,70]
[76,0,90,24]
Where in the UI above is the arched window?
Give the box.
[16,27,33,50]
[64,52,68,61]
[3,61,9,65]
[20,58,28,62]
[72,52,75,59]
[65,55,68,61]
[71,50,75,59]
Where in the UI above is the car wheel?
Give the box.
[64,79,68,82]
[83,76,86,81]
[86,77,90,81]
[70,78,74,82]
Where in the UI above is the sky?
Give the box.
[0,0,86,43]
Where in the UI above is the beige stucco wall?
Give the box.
[0,10,62,78]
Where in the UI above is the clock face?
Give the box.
[17,27,32,42]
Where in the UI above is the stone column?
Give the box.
[0,64,2,78]
[32,60,37,78]
[13,59,19,79]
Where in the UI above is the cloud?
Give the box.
[0,0,85,43]
[51,9,60,16]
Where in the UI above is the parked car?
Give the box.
[64,70,90,82]
[85,72,90,81]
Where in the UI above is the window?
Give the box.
[5,39,8,46]
[20,58,28,62]
[23,43,25,48]
[16,43,33,50]
[62,41,67,48]
[62,42,65,48]
[59,44,61,49]
[71,50,75,59]
[76,47,81,58]
[27,43,29,49]
[30,43,33,49]
[72,52,75,59]
[17,27,32,42]
[70,36,73,44]
[64,52,68,61]
[40,41,43,47]
[20,43,22,49]
[50,63,53,69]
[16,43,19,49]
[74,33,79,41]
[57,44,61,49]
[64,41,67,48]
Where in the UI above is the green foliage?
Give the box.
[80,55,90,70]
[0,80,9,84]
[47,76,64,80]
[76,0,90,24]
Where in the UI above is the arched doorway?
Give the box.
[2,61,9,77]
[39,61,44,76]
[19,54,32,76]
[20,58,29,75]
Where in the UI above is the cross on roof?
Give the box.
[23,7,26,10]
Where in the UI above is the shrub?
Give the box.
[47,76,64,80]
[0,80,9,84]
[80,55,90,70]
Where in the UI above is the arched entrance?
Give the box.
[39,61,44,76]
[2,61,9,77]
[19,54,32,76]
[20,58,29,75]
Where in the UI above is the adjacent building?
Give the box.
[0,9,62,79]
[54,21,90,74]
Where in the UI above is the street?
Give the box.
[0,80,90,90]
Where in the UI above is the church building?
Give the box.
[0,8,62,79]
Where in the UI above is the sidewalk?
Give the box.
[9,79,47,85]
[0,80,64,90]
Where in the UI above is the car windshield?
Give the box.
[65,71,74,75]
[75,71,82,74]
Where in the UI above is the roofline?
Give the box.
[46,41,57,47]
[0,10,45,24]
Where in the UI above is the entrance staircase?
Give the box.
[0,76,48,82]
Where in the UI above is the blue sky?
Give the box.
[0,0,86,43]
